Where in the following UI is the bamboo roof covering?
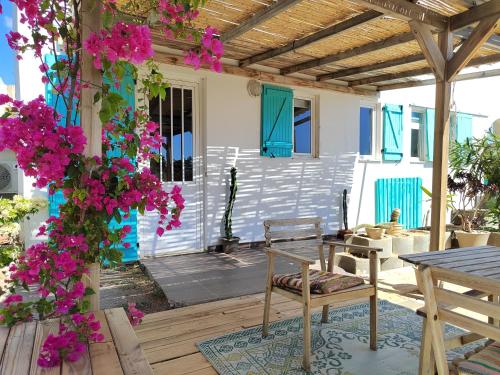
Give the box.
[130,0,500,94]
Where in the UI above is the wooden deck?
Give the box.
[0,308,152,375]
[134,267,425,375]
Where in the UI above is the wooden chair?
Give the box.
[416,266,500,375]
[262,217,380,371]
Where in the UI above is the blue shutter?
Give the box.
[105,65,138,263]
[375,177,422,229]
[44,56,138,262]
[425,108,435,161]
[455,112,473,143]
[382,104,404,161]
[261,85,293,157]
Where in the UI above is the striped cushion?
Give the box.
[458,341,500,375]
[272,270,365,294]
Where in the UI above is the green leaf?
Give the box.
[84,287,96,297]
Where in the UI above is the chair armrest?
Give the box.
[265,248,315,265]
[324,240,382,255]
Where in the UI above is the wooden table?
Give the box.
[399,245,500,282]
[0,308,153,375]
[399,245,500,374]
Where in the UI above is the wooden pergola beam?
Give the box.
[410,21,446,80]
[348,52,500,86]
[220,0,303,43]
[152,51,377,97]
[450,1,500,31]
[239,10,382,68]
[281,31,415,75]
[348,67,432,86]
[377,68,500,90]
[354,0,449,30]
[317,53,424,81]
[447,15,499,81]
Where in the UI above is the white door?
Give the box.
[139,81,203,256]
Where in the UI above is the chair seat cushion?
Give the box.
[457,341,500,375]
[272,269,365,295]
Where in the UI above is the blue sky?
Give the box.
[0,1,16,85]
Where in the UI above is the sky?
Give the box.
[0,1,16,85]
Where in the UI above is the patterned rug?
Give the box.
[197,300,475,375]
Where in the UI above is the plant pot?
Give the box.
[220,237,240,254]
[83,262,100,311]
[365,227,385,240]
[455,230,490,248]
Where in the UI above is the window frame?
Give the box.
[147,80,199,185]
[358,101,381,161]
[291,94,318,158]
[410,108,425,163]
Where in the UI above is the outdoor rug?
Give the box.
[197,300,477,375]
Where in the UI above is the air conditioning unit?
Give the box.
[0,162,19,195]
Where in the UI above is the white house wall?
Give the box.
[13,39,495,252]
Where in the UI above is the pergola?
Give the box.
[111,0,500,251]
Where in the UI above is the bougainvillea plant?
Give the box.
[0,0,223,368]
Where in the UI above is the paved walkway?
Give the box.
[142,247,316,306]
[141,248,421,307]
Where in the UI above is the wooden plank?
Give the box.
[418,266,449,374]
[29,319,60,375]
[239,10,382,67]
[378,59,500,90]
[93,310,113,343]
[0,326,10,365]
[354,0,449,30]
[151,352,212,375]
[281,32,415,75]
[105,308,153,375]
[152,52,377,97]
[447,15,499,81]
[409,21,445,81]
[220,0,303,43]
[369,250,378,351]
[400,246,495,263]
[317,53,424,81]
[432,267,500,296]
[1,321,37,375]
[450,1,500,31]
[435,288,500,319]
[89,310,123,375]
[439,309,500,342]
[442,259,500,272]
[348,67,432,86]
[89,342,124,375]
[61,347,92,375]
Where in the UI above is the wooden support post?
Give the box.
[81,0,102,311]
[429,28,453,252]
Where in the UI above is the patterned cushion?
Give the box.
[272,270,365,294]
[458,341,500,375]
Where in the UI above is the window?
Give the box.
[359,106,374,156]
[411,111,423,159]
[149,87,193,182]
[293,98,312,155]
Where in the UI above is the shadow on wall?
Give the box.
[138,147,357,256]
[206,147,357,246]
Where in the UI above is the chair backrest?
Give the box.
[422,267,500,371]
[264,217,323,249]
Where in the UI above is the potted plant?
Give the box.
[220,167,239,253]
[447,132,499,247]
